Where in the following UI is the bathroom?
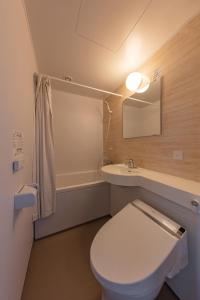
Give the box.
[1,1,200,300]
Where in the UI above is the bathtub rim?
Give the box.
[56,179,106,193]
[56,169,102,178]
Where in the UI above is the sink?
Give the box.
[101,164,200,216]
[101,164,139,186]
[116,164,139,174]
[103,164,139,174]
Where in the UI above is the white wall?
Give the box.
[0,1,38,299]
[52,90,103,174]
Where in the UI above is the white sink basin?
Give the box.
[101,164,139,186]
[101,164,200,215]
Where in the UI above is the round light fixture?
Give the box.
[125,72,150,93]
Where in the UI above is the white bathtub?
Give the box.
[56,170,104,190]
[34,171,110,239]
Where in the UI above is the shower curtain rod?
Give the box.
[34,73,152,105]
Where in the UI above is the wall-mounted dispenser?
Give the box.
[14,185,37,210]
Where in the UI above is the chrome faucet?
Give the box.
[126,159,136,169]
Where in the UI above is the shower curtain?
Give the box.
[34,75,56,220]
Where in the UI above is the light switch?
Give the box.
[173,150,183,160]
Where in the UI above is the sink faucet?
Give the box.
[126,159,136,169]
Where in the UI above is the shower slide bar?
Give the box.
[34,73,152,105]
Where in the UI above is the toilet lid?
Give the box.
[90,203,178,285]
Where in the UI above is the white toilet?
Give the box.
[90,200,188,300]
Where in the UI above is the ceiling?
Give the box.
[24,0,200,96]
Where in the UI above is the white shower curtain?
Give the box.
[34,75,56,219]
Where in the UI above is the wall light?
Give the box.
[125,72,150,93]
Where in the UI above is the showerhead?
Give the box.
[104,100,112,114]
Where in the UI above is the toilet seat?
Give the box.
[90,202,183,298]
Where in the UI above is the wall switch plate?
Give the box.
[173,150,183,160]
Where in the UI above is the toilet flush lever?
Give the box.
[191,199,200,213]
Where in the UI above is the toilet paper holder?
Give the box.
[14,184,38,210]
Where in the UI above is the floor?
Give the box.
[22,217,179,300]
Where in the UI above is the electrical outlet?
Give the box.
[173,150,183,160]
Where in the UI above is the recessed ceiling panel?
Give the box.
[76,0,150,52]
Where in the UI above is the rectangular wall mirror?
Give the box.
[123,78,162,138]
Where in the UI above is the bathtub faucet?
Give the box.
[103,158,112,166]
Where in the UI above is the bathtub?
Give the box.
[34,170,110,239]
[56,170,104,190]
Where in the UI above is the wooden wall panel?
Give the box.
[103,14,200,181]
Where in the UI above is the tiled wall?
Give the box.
[104,14,200,181]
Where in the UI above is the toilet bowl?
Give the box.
[90,200,188,300]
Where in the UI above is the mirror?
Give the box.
[123,78,161,138]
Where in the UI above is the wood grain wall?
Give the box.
[103,14,200,181]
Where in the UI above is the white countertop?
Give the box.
[102,164,200,214]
